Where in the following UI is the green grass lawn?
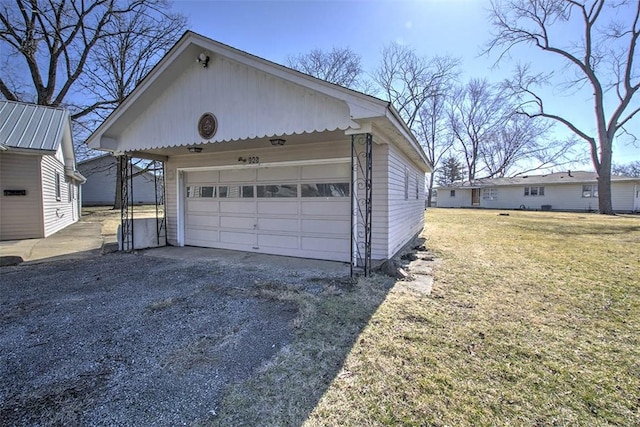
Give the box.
[183,208,639,426]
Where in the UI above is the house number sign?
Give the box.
[238,156,260,164]
[198,113,217,139]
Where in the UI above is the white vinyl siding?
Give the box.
[79,155,159,206]
[610,181,638,212]
[387,143,425,258]
[0,153,44,240]
[370,142,389,260]
[436,181,639,212]
[118,55,352,153]
[41,149,79,237]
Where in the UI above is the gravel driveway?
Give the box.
[0,250,348,426]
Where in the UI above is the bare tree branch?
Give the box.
[486,0,640,213]
[285,47,371,91]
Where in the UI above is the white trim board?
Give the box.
[176,157,350,173]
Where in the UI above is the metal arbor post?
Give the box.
[118,155,134,252]
[153,160,167,246]
[350,133,373,277]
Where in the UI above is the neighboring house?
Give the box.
[78,154,160,206]
[436,171,640,213]
[86,31,432,263]
[0,100,86,240]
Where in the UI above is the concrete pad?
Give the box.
[142,246,350,277]
[0,221,105,263]
[0,239,38,261]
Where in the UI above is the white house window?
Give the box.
[582,184,598,198]
[415,176,419,199]
[55,172,61,201]
[483,188,497,200]
[404,168,409,200]
[450,190,456,197]
[524,186,545,196]
[68,183,73,202]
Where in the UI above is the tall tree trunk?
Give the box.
[597,136,614,214]
[427,173,435,207]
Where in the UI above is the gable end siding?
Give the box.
[117,56,352,152]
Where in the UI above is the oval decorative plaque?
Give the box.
[198,113,217,139]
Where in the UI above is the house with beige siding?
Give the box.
[0,101,86,240]
[436,171,640,213]
[86,31,431,268]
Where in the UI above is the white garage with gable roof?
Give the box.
[86,31,431,270]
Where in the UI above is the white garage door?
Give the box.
[183,162,351,261]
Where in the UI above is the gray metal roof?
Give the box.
[0,100,69,152]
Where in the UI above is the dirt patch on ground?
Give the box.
[0,252,344,425]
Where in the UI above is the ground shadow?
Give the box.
[0,249,398,426]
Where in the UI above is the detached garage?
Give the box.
[86,31,431,271]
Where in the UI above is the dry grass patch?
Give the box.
[305,209,640,426]
[209,275,394,426]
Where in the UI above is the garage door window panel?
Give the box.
[257,184,298,198]
[187,186,215,198]
[301,183,349,197]
[219,185,254,198]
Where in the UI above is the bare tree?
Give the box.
[449,78,509,180]
[0,0,185,123]
[374,43,460,128]
[612,160,640,177]
[486,0,640,214]
[415,94,456,206]
[480,113,576,178]
[285,47,372,91]
[373,43,460,205]
[1,0,186,209]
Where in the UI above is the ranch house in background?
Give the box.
[436,171,640,213]
[85,31,432,271]
[0,100,86,241]
[78,154,160,207]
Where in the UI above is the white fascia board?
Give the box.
[384,107,432,171]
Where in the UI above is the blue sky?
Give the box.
[172,0,639,168]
